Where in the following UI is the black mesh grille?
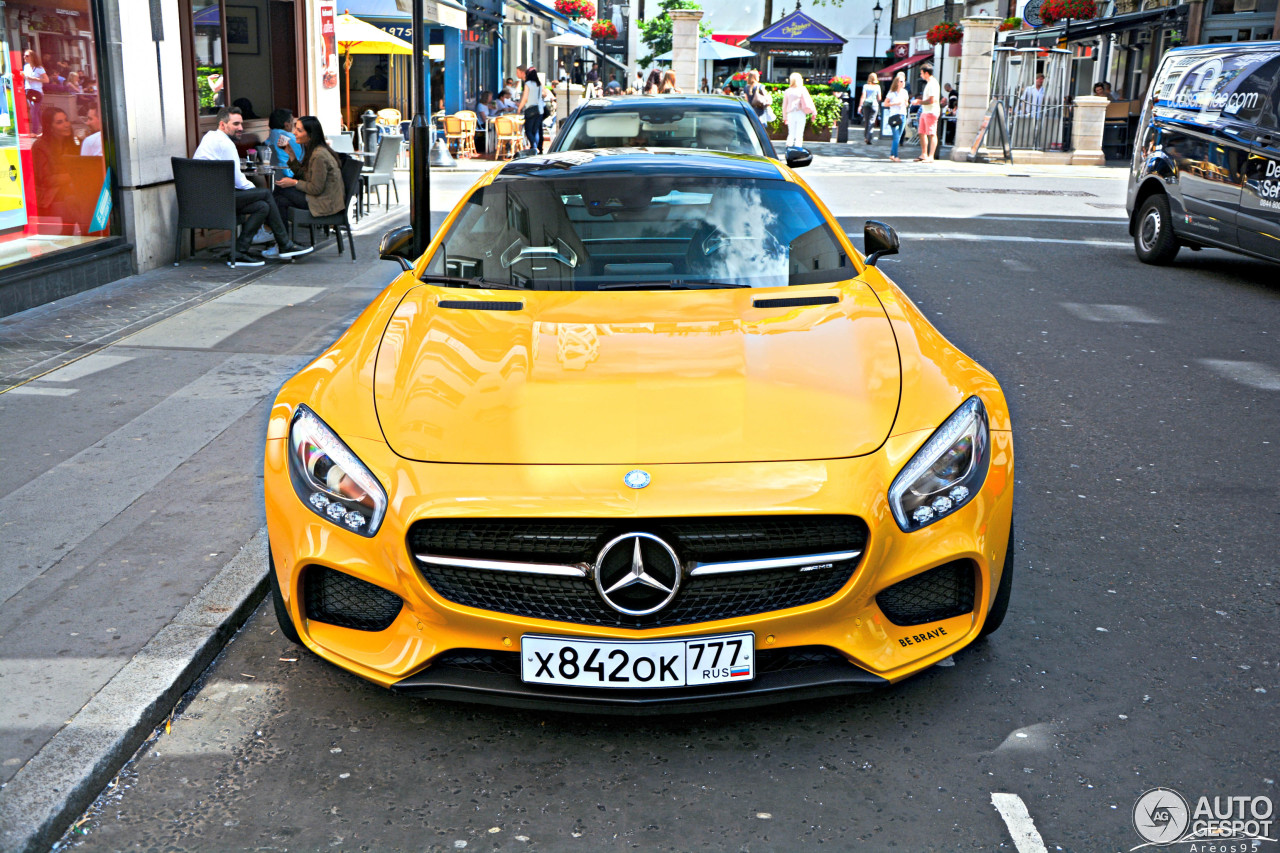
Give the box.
[875,561,975,626]
[408,516,868,629]
[431,645,848,676]
[304,566,403,631]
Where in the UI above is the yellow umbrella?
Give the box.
[336,11,414,128]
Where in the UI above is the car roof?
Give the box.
[495,148,786,181]
[1165,39,1280,57]
[573,94,751,111]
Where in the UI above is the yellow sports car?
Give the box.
[264,150,1014,712]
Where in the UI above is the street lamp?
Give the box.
[872,0,883,64]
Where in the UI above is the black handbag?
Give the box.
[889,114,904,129]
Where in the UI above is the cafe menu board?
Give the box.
[320,2,338,89]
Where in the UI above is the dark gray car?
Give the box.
[1127,40,1280,265]
[547,94,813,169]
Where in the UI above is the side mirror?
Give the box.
[785,147,812,169]
[513,148,536,160]
[378,226,416,271]
[864,220,899,266]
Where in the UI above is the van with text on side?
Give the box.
[1127,40,1280,267]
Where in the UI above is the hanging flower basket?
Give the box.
[729,71,748,90]
[828,75,852,92]
[1039,0,1096,24]
[554,0,595,19]
[999,16,1022,31]
[591,20,616,39]
[926,22,963,46]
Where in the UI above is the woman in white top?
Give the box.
[857,72,882,144]
[781,73,816,149]
[516,66,545,152]
[22,50,49,136]
[882,72,910,162]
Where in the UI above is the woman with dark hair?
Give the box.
[31,106,94,230]
[266,108,302,177]
[516,66,545,152]
[271,115,345,257]
[644,68,662,95]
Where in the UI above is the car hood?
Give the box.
[373,284,901,464]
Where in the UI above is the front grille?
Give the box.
[304,566,403,631]
[875,560,975,626]
[431,645,848,677]
[409,516,868,629]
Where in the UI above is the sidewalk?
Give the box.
[0,184,417,852]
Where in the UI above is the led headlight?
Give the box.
[287,405,387,537]
[888,396,990,531]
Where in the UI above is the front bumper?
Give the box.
[264,425,1015,707]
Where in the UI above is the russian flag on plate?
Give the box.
[730,666,751,678]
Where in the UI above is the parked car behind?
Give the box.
[1128,40,1280,266]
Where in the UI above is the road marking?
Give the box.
[0,353,308,606]
[1061,303,1163,324]
[126,284,322,349]
[1199,359,1280,391]
[991,793,1050,853]
[5,386,78,397]
[903,233,1131,248]
[40,353,135,382]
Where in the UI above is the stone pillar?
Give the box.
[950,15,1000,162]
[669,9,703,94]
[1069,95,1108,166]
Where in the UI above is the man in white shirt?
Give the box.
[1020,73,1046,116]
[912,63,941,162]
[79,104,102,156]
[192,107,312,263]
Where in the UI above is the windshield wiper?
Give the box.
[597,280,752,291]
[419,274,526,291]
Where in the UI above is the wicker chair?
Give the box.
[443,115,476,158]
[288,156,364,261]
[493,115,523,160]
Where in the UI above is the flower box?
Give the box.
[926,21,963,45]
[1039,0,1096,24]
[591,20,616,39]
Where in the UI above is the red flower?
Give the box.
[926,21,963,45]
[998,16,1022,31]
[592,20,616,38]
[1040,0,1096,24]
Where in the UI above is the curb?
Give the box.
[0,528,271,853]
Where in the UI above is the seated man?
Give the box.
[193,106,313,264]
[495,89,518,114]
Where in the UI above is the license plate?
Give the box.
[521,632,755,689]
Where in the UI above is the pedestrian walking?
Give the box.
[782,72,816,148]
[912,63,940,162]
[517,66,546,152]
[1019,73,1046,116]
[744,69,773,126]
[857,72,882,144]
[883,72,909,162]
[644,69,663,95]
[22,50,48,136]
[660,70,682,94]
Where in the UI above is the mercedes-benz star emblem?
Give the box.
[594,532,681,616]
[623,469,650,489]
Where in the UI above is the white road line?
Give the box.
[1061,303,1163,324]
[992,793,1050,853]
[904,233,1131,248]
[5,386,78,397]
[40,353,136,382]
[1200,359,1280,391]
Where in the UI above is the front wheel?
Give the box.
[1134,193,1180,265]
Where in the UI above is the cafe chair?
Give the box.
[288,155,364,262]
[170,157,251,268]
[493,115,523,160]
[362,137,400,214]
[443,115,475,158]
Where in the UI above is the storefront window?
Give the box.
[0,0,116,267]
[191,2,225,115]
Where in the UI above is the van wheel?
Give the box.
[268,548,303,645]
[978,520,1014,639]
[1134,194,1180,265]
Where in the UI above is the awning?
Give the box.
[1007,5,1186,46]
[508,0,590,34]
[876,51,932,78]
[588,47,628,72]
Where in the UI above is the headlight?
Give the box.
[888,396,989,531]
[287,405,387,536]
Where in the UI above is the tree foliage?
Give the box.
[637,0,713,67]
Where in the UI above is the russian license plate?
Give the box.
[521,632,755,689]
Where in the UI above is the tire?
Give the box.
[978,519,1014,639]
[268,547,303,645]
[1134,193,1180,265]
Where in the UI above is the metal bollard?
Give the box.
[837,92,851,144]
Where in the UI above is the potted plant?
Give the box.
[591,20,616,39]
[729,71,748,91]
[828,75,852,93]
[926,21,963,45]
[999,16,1022,31]
[1039,0,1096,24]
[554,0,596,19]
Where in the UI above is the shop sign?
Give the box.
[319,2,338,89]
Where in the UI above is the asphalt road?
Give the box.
[43,171,1280,851]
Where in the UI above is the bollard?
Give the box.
[837,92,852,144]
[361,110,379,156]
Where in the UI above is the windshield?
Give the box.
[554,105,766,157]
[423,176,853,291]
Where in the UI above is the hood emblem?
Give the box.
[594,532,682,616]
[623,469,650,489]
